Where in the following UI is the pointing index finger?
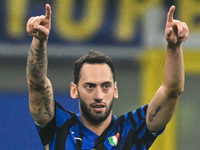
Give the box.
[167,5,175,22]
[45,4,51,20]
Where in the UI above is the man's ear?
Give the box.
[114,81,119,99]
[70,82,78,99]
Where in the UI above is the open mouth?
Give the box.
[91,103,105,112]
[92,103,105,108]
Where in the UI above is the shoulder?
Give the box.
[117,105,149,129]
[115,105,162,149]
[54,100,78,126]
[37,101,79,145]
[118,105,148,121]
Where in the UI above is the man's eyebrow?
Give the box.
[84,82,96,86]
[84,82,112,85]
[102,81,112,85]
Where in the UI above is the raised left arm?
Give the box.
[146,5,189,133]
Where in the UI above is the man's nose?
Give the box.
[94,86,103,102]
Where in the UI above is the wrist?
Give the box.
[166,41,181,50]
[31,37,48,50]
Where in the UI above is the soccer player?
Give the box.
[26,4,189,149]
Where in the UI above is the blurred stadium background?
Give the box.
[0,0,200,149]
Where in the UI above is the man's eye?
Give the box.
[103,84,110,89]
[86,84,95,89]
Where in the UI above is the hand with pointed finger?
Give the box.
[165,5,189,47]
[26,4,52,40]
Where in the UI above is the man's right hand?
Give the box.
[165,5,189,48]
[26,4,52,40]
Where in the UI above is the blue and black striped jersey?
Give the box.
[36,101,164,150]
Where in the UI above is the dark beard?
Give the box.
[78,93,113,125]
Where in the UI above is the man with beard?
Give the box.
[26,4,189,150]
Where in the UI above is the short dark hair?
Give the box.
[73,51,115,84]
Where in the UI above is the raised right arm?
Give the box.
[26,4,54,126]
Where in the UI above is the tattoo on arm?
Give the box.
[148,105,161,122]
[40,85,53,118]
[27,47,47,80]
[29,80,53,118]
[28,79,45,92]
[27,46,53,118]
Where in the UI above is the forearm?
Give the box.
[163,44,184,96]
[27,37,54,124]
[147,45,184,132]
[26,37,48,88]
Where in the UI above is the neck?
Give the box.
[81,113,112,136]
